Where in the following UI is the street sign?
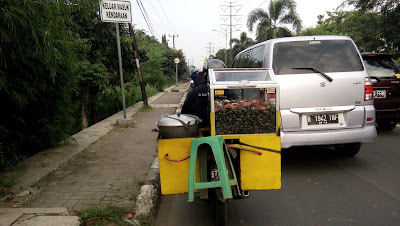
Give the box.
[174,58,180,64]
[100,0,132,23]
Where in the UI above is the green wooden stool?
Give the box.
[188,136,239,202]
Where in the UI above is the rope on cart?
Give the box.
[165,154,190,162]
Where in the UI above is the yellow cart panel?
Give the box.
[239,134,281,190]
[157,138,198,195]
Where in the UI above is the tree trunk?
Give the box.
[273,20,277,39]
[81,81,91,130]
[91,96,98,125]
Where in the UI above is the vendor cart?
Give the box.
[156,68,281,225]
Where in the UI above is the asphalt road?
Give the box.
[154,126,400,225]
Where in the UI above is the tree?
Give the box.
[300,3,396,58]
[247,0,302,42]
[355,0,399,58]
[162,34,169,48]
[0,0,83,167]
[0,0,189,170]
[215,49,227,63]
[230,32,255,58]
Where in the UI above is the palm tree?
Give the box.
[230,32,255,57]
[247,0,302,42]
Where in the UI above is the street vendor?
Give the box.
[190,69,205,87]
[182,59,235,128]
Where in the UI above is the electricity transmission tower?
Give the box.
[220,1,242,50]
[205,42,214,59]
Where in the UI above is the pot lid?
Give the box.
[156,114,202,127]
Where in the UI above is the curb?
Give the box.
[132,84,189,224]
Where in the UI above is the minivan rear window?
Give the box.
[362,55,400,79]
[272,40,364,75]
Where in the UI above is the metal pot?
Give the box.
[156,114,202,138]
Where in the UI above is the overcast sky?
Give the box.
[129,0,347,68]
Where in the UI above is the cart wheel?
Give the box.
[215,191,228,226]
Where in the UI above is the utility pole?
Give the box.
[220,1,242,50]
[169,34,179,49]
[128,23,148,106]
[212,29,228,65]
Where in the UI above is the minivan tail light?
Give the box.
[365,77,373,101]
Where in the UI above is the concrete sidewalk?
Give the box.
[0,82,189,225]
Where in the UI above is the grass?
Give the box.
[138,105,152,113]
[137,180,145,189]
[0,162,27,198]
[74,205,131,226]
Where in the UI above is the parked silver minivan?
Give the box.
[232,36,377,156]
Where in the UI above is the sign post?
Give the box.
[174,58,180,84]
[100,0,132,118]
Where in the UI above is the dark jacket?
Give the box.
[190,72,205,87]
[181,84,209,127]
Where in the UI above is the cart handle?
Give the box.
[227,145,262,155]
[165,154,190,162]
[237,142,281,154]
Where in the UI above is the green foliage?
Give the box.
[95,82,160,122]
[301,1,399,58]
[0,0,82,168]
[0,0,187,170]
[74,205,129,226]
[161,34,169,48]
[355,0,399,58]
[214,49,228,65]
[0,162,26,197]
[137,34,168,89]
[231,32,256,58]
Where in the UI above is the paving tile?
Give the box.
[78,185,92,192]
[100,201,113,206]
[59,193,73,200]
[70,195,93,200]
[88,187,110,192]
[103,196,119,201]
[74,191,95,197]
[77,199,101,205]
[41,199,66,206]
[92,191,107,200]
[22,103,178,213]
[39,203,66,208]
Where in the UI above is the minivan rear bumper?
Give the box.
[376,109,400,123]
[280,125,377,148]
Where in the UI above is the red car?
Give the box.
[361,53,400,131]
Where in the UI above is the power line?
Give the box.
[147,0,171,34]
[136,0,158,40]
[139,0,159,39]
[156,0,178,34]
[136,0,156,37]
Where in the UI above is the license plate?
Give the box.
[373,90,386,99]
[307,114,339,125]
[210,169,219,180]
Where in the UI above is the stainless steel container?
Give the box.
[156,114,202,138]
